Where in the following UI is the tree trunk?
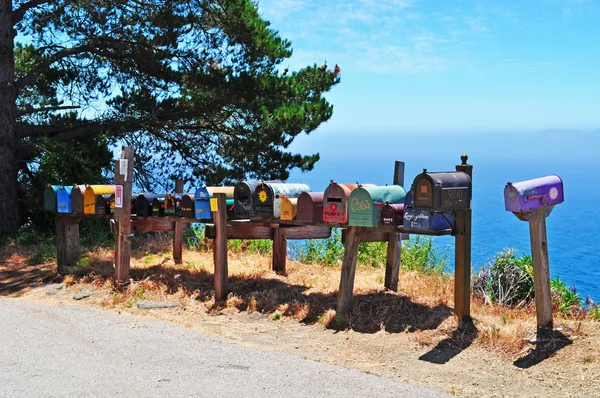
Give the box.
[0,0,19,236]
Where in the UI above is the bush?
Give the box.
[550,277,582,315]
[295,228,344,266]
[400,236,449,275]
[472,249,534,307]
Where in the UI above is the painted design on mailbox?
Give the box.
[258,190,268,203]
[350,197,371,212]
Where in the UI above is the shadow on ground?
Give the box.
[418,318,478,364]
[513,329,573,368]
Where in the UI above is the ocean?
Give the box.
[288,131,600,302]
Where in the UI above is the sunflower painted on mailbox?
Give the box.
[252,183,311,218]
[348,185,407,227]
[233,181,284,219]
[297,192,324,223]
[56,186,73,213]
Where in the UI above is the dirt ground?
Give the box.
[2,244,600,398]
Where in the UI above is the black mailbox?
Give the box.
[411,169,471,211]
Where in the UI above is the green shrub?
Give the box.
[184,223,207,250]
[589,305,600,321]
[472,249,534,307]
[295,228,344,266]
[248,239,272,254]
[400,236,449,275]
[550,277,582,315]
[357,241,387,268]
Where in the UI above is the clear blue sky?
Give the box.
[258,0,600,136]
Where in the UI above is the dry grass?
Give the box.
[1,234,595,358]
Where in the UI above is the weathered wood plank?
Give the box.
[55,215,81,273]
[454,156,473,326]
[385,231,401,291]
[342,228,389,243]
[336,226,361,315]
[114,147,134,283]
[272,228,287,273]
[205,224,331,240]
[529,207,553,332]
[213,193,228,301]
[173,180,185,264]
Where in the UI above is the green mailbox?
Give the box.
[43,185,59,212]
[348,185,407,227]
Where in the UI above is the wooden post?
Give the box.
[528,208,553,333]
[336,226,361,315]
[173,180,184,264]
[272,227,287,273]
[384,160,405,291]
[385,232,401,291]
[454,154,473,325]
[114,147,134,283]
[213,193,228,301]
[55,215,81,273]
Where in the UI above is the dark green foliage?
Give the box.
[472,249,534,307]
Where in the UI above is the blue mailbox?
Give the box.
[56,186,73,213]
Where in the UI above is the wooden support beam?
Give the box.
[114,147,134,283]
[528,208,553,333]
[213,193,228,301]
[173,180,185,264]
[272,227,287,273]
[205,224,331,240]
[385,232,401,291]
[454,155,473,326]
[393,160,405,186]
[55,215,81,273]
[336,226,361,315]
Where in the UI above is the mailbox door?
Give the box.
[412,172,471,211]
[253,183,275,218]
[56,186,73,213]
[84,185,116,215]
[297,192,324,223]
[109,194,116,214]
[233,181,256,218]
[280,197,298,220]
[323,183,352,224]
[164,194,177,216]
[94,194,111,216]
[226,199,236,220]
[180,195,195,218]
[348,188,374,227]
[151,197,166,217]
[70,185,85,214]
[403,208,454,231]
[43,185,59,212]
[136,194,159,217]
[380,203,404,226]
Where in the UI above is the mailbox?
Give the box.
[151,196,167,217]
[136,194,164,217]
[504,175,564,221]
[109,194,137,215]
[84,185,116,215]
[348,185,407,227]
[323,183,377,224]
[403,190,454,231]
[179,194,196,218]
[164,194,182,216]
[233,180,285,218]
[411,170,471,211]
[70,185,86,214]
[206,186,235,199]
[43,185,59,212]
[56,186,73,213]
[194,186,212,219]
[252,182,311,218]
[280,197,298,220]
[380,203,404,226]
[297,192,324,224]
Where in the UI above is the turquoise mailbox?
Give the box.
[43,185,59,212]
[348,185,407,227]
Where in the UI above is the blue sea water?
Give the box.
[288,131,600,302]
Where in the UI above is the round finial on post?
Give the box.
[461,154,468,165]
[423,168,427,173]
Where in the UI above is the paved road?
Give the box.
[0,298,449,398]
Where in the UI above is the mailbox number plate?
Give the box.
[441,187,469,209]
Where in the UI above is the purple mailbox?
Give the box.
[504,175,564,221]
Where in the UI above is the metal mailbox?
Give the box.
[136,194,164,217]
[151,196,167,217]
[179,194,196,218]
[348,185,407,227]
[194,186,212,219]
[252,182,311,218]
[70,185,86,214]
[403,190,454,231]
[84,185,116,215]
[380,203,404,226]
[411,170,471,211]
[206,186,235,199]
[233,180,285,218]
[43,185,59,212]
[280,197,298,220]
[56,186,73,213]
[297,192,324,224]
[109,194,137,215]
[164,194,181,216]
[323,183,376,224]
[504,175,564,220]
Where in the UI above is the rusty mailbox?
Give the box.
[70,185,86,214]
[348,185,407,227]
[504,175,564,221]
[279,197,298,220]
[297,192,324,224]
[83,185,116,215]
[56,186,73,213]
[411,170,472,211]
[43,185,59,212]
[252,182,311,218]
[323,183,376,224]
[380,203,404,227]
[233,180,284,218]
